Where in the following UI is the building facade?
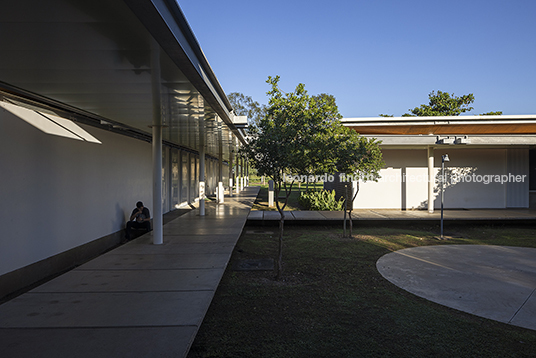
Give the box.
[0,0,245,299]
[330,116,536,210]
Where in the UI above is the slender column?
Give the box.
[236,152,241,194]
[246,159,249,187]
[428,146,434,214]
[240,156,244,191]
[229,144,233,197]
[151,39,163,245]
[198,96,205,216]
[217,120,224,203]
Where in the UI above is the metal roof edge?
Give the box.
[341,115,536,124]
[123,0,242,142]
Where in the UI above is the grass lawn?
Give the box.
[188,224,536,358]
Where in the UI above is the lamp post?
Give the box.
[440,154,450,239]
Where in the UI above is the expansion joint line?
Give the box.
[508,286,536,324]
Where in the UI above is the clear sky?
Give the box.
[178,0,536,117]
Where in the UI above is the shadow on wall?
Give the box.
[417,166,477,209]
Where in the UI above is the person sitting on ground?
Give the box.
[125,201,151,241]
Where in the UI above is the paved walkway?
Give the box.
[0,186,259,358]
[248,208,536,222]
[377,245,536,331]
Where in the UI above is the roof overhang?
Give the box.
[342,115,536,149]
[0,0,244,159]
[342,115,536,135]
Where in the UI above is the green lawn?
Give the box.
[188,224,536,358]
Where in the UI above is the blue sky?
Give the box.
[178,0,536,117]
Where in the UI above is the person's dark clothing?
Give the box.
[125,207,151,240]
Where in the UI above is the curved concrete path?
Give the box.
[377,245,536,331]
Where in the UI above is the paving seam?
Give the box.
[508,286,536,324]
[393,251,463,272]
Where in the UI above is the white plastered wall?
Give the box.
[0,109,153,276]
[355,148,526,209]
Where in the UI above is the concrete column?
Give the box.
[217,119,224,203]
[236,154,241,194]
[240,156,244,191]
[428,146,434,213]
[198,96,205,216]
[151,39,163,245]
[245,159,249,187]
[268,180,274,207]
[229,138,234,197]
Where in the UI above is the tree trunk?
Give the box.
[275,211,284,280]
[348,183,359,237]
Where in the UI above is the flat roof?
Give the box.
[342,115,536,135]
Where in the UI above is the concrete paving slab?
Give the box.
[0,326,196,358]
[263,211,289,220]
[78,253,230,270]
[291,211,325,220]
[30,269,222,292]
[0,291,213,328]
[317,211,345,220]
[162,227,243,235]
[248,211,264,220]
[355,210,390,219]
[377,245,536,330]
[154,234,239,244]
[112,241,237,255]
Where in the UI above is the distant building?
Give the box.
[326,115,536,210]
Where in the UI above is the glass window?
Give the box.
[530,149,536,191]
[181,151,189,204]
[172,149,179,207]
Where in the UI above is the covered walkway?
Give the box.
[248,208,536,224]
[0,187,258,358]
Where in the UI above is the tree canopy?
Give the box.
[403,90,474,116]
[380,90,502,117]
[227,92,265,126]
[244,76,383,278]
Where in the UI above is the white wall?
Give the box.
[355,148,528,209]
[0,109,153,276]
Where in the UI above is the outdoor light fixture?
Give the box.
[440,154,450,239]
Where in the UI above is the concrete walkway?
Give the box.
[248,208,536,223]
[377,245,536,331]
[0,186,259,358]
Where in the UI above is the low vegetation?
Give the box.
[188,224,536,358]
[298,189,344,211]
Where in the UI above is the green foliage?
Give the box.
[244,76,384,276]
[245,76,384,191]
[379,114,394,117]
[298,189,345,211]
[227,92,266,126]
[405,90,475,116]
[481,111,503,115]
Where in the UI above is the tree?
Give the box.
[481,111,503,115]
[227,92,266,126]
[403,90,475,116]
[245,76,383,279]
[333,127,383,237]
